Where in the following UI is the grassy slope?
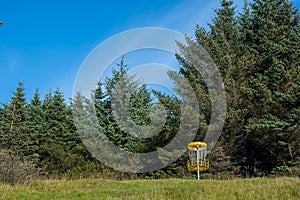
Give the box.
[0,177,299,200]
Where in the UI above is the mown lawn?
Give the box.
[0,177,299,200]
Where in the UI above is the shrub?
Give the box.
[0,150,38,185]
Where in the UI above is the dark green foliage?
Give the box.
[27,89,43,162]
[0,83,101,181]
[38,89,94,177]
[0,0,299,181]
[181,0,300,176]
[0,82,30,156]
[42,88,76,146]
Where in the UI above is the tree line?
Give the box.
[0,0,299,184]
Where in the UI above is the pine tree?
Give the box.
[42,88,76,147]
[27,89,44,162]
[39,88,80,175]
[177,0,300,176]
[239,0,300,173]
[1,82,30,156]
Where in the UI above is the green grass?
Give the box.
[0,177,299,200]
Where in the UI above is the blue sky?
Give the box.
[0,0,299,104]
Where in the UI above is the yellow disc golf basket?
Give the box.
[187,142,209,179]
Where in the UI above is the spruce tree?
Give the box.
[42,88,75,147]
[177,0,300,176]
[27,89,44,162]
[1,82,29,156]
[239,0,300,173]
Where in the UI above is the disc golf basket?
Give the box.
[187,142,209,179]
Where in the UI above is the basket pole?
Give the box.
[197,148,200,180]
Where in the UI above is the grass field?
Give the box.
[0,177,299,200]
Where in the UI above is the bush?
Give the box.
[0,150,38,185]
[270,157,300,177]
[271,165,300,177]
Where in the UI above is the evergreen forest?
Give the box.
[0,0,299,185]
